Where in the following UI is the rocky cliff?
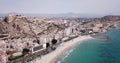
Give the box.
[0,14,65,39]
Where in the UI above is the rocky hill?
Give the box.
[102,15,120,21]
[0,14,65,40]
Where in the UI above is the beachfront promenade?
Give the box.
[5,35,76,63]
[34,35,93,63]
[6,35,92,63]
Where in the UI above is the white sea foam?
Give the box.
[56,48,75,63]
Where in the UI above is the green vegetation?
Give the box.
[22,48,30,55]
[51,39,57,45]
[6,50,16,55]
[8,54,23,61]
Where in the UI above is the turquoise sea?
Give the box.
[56,26,120,63]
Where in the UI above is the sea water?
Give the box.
[56,28,120,63]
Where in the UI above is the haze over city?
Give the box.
[0,0,120,16]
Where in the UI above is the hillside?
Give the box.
[0,14,65,39]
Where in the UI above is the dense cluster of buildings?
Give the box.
[0,14,120,63]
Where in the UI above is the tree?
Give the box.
[51,39,57,45]
[22,48,30,55]
[46,43,50,48]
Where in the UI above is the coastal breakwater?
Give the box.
[91,35,110,42]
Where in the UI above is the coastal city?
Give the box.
[0,14,120,63]
[1,0,120,63]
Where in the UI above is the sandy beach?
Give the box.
[34,35,93,63]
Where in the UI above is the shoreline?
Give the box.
[34,35,93,63]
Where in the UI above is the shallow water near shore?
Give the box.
[56,29,120,63]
